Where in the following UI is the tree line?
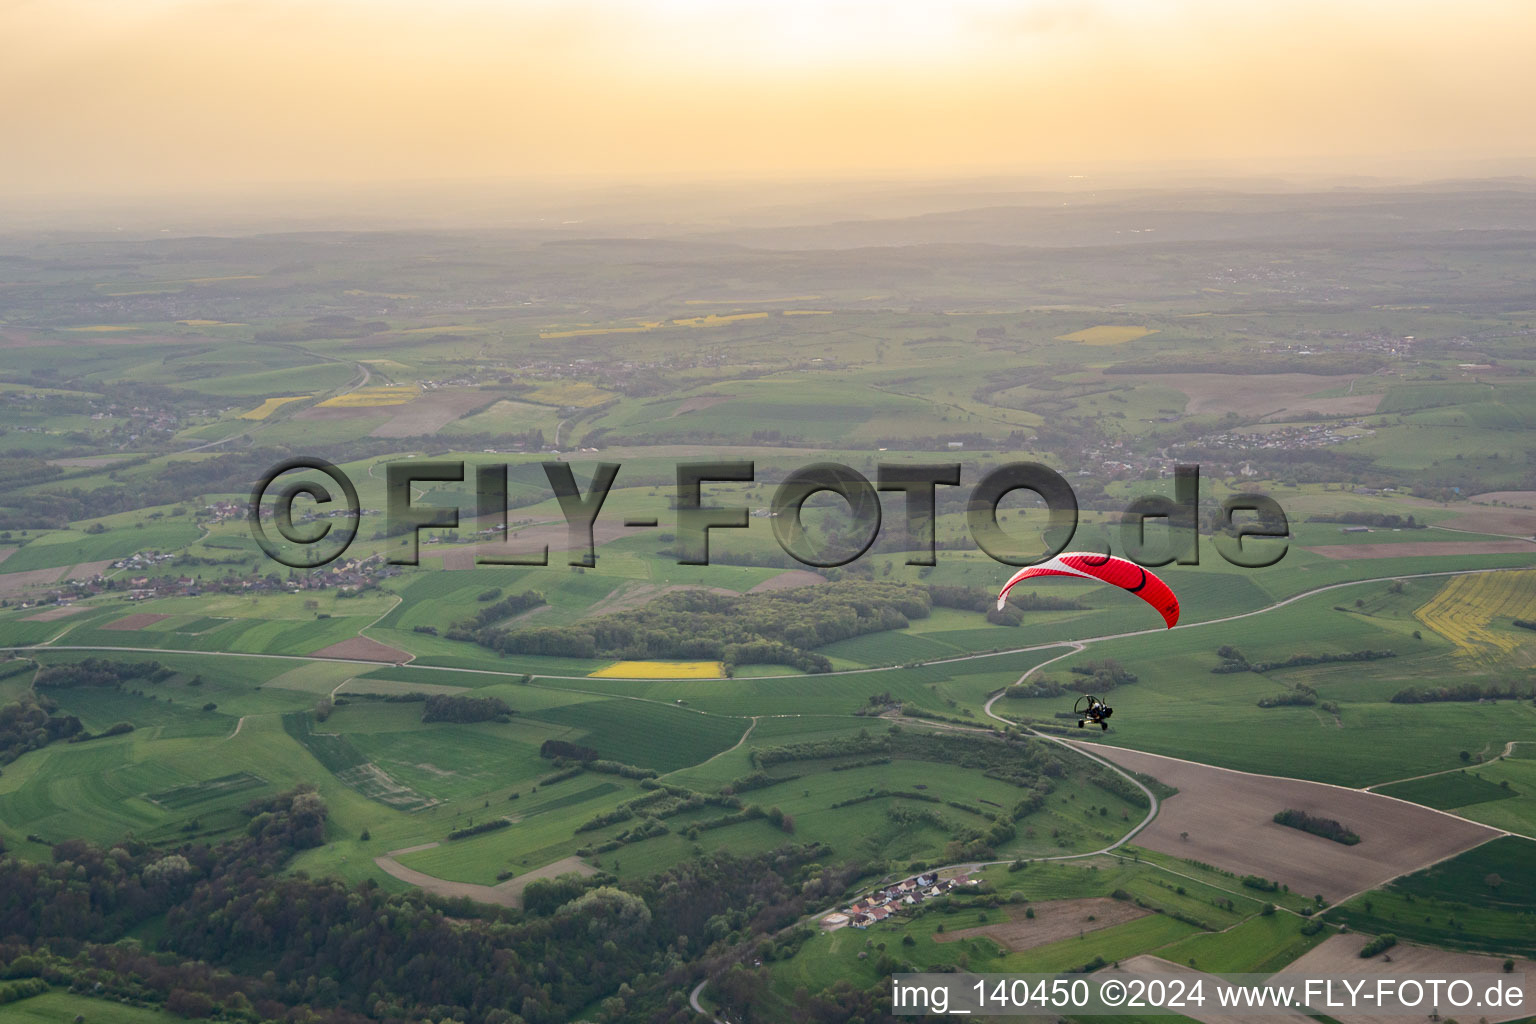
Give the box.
[0,785,886,1024]
[1391,681,1534,704]
[1213,646,1395,674]
[458,581,1067,671]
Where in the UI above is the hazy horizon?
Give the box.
[5,0,1536,210]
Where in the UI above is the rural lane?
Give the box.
[14,567,1522,685]
[12,566,1527,1019]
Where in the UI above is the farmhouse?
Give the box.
[841,872,961,927]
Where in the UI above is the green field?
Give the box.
[1375,769,1520,809]
[522,699,748,772]
[4,195,1536,1023]
[1446,755,1536,837]
[147,770,268,809]
[759,854,1295,1015]
[0,522,203,572]
[1325,837,1536,956]
[1156,911,1335,973]
[0,991,185,1024]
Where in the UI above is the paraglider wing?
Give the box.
[995,552,1180,628]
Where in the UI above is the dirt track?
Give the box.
[374,847,595,908]
[1071,744,1501,902]
[374,843,517,907]
[492,855,598,902]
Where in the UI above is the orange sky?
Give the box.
[4,0,1534,196]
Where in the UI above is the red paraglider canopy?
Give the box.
[996,552,1180,629]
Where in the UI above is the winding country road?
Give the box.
[11,566,1521,686]
[10,566,1529,1020]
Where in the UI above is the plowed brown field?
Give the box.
[1072,744,1501,902]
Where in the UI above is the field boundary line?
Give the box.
[8,566,1527,685]
[1430,522,1536,544]
[1365,739,1524,791]
[1101,850,1296,911]
[1061,741,1512,843]
[983,642,1163,853]
[1320,832,1510,917]
[358,594,405,646]
[668,716,760,779]
[981,643,1163,857]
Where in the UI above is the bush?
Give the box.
[1359,934,1397,958]
[421,694,512,724]
[0,977,49,1004]
[1273,808,1361,845]
[447,818,512,841]
[541,739,599,762]
[1392,682,1534,704]
[34,657,164,689]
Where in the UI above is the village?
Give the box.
[819,870,977,932]
[3,551,400,612]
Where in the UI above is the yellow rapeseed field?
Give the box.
[1414,570,1536,663]
[671,312,769,328]
[316,385,420,408]
[539,323,663,339]
[540,310,779,339]
[589,660,726,679]
[1055,325,1159,345]
[240,395,312,420]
